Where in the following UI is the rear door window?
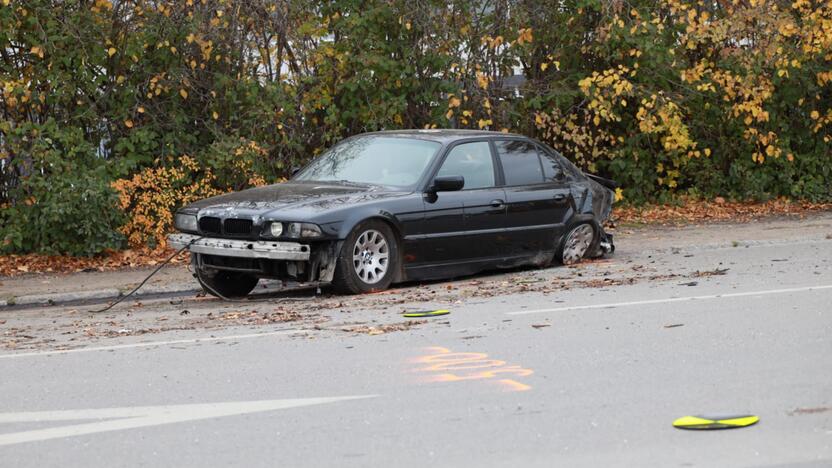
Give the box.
[539,144,583,180]
[494,140,544,186]
[539,149,565,182]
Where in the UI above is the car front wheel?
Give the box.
[332,220,398,294]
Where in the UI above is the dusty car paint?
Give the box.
[171,130,616,287]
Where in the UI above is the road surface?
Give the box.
[2,215,831,467]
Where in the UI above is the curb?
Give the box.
[1,284,202,309]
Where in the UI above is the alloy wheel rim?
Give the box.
[562,224,594,265]
[352,229,389,284]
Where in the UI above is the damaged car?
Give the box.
[169,130,616,297]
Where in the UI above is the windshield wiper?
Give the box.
[319,179,374,187]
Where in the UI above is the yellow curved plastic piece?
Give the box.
[673,416,714,427]
[403,309,450,317]
[716,415,759,427]
[673,414,759,429]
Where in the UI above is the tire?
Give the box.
[555,222,597,265]
[196,269,259,299]
[332,220,399,294]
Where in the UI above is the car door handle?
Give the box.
[490,199,505,208]
[553,194,567,202]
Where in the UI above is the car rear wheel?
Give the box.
[332,220,398,294]
[556,222,597,265]
[196,268,259,299]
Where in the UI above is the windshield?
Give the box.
[294,136,440,188]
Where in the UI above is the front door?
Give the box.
[419,141,507,264]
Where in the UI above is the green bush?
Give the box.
[0,167,125,256]
[0,122,124,256]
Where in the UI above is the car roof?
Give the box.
[358,129,528,143]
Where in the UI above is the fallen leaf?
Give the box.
[613,197,832,226]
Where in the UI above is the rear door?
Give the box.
[419,141,507,264]
[494,139,572,257]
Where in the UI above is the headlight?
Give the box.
[269,222,283,237]
[174,213,198,232]
[287,222,322,238]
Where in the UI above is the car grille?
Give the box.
[198,216,254,237]
[224,218,253,236]
[198,216,222,235]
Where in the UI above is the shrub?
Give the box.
[0,123,124,256]
[112,156,221,248]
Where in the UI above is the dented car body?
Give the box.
[170,130,615,296]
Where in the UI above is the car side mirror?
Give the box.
[291,166,301,176]
[431,175,465,192]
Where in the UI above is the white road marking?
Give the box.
[0,395,375,446]
[507,284,832,316]
[0,329,305,360]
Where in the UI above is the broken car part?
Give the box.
[673,414,760,430]
[402,309,450,318]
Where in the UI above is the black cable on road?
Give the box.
[90,237,203,314]
[91,236,319,313]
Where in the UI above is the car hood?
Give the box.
[183,181,405,220]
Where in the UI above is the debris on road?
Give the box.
[531,324,551,329]
[693,267,730,277]
[343,320,427,335]
[218,309,305,323]
[673,414,759,430]
[515,278,543,284]
[788,406,832,416]
[663,324,685,329]
[403,309,450,318]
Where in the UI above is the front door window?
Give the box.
[436,142,495,190]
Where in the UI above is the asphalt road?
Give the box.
[2,215,831,467]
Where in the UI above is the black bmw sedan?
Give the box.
[169,130,616,297]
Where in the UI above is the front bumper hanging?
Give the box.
[168,233,311,261]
